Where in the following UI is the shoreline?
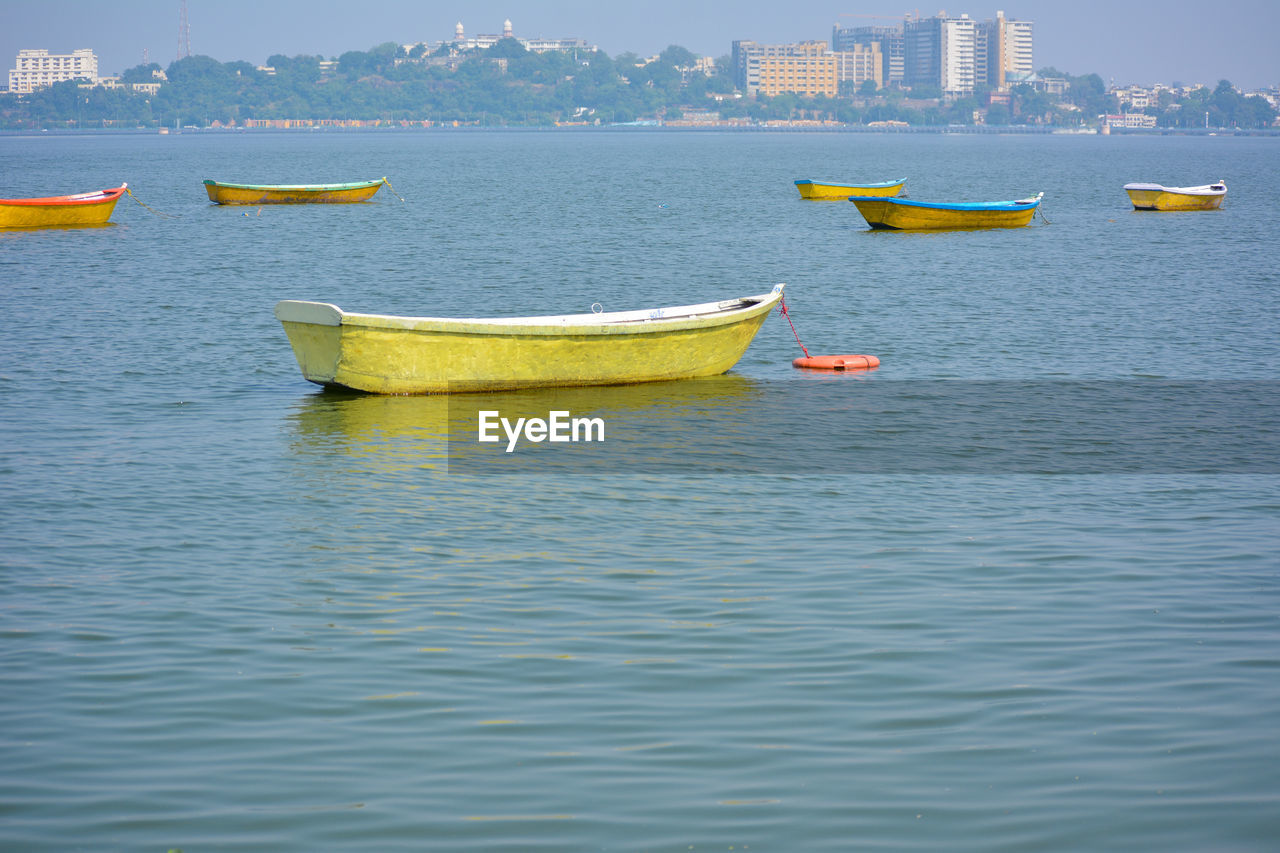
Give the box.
[3,124,1277,137]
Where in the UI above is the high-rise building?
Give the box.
[904,14,978,97]
[833,43,883,91]
[732,40,837,96]
[940,15,978,96]
[903,17,940,91]
[738,10,1032,99]
[831,24,903,87]
[757,53,839,97]
[8,48,98,93]
[989,10,1033,89]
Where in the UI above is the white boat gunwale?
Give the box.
[204,178,387,191]
[1122,181,1226,196]
[275,284,786,336]
[795,177,906,189]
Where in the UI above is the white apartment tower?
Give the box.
[939,15,977,97]
[992,11,1033,88]
[904,12,1033,96]
[905,14,978,97]
[8,48,99,93]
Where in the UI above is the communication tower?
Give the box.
[177,1,191,59]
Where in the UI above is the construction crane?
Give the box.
[838,11,920,20]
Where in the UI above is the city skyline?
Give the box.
[2,0,1278,90]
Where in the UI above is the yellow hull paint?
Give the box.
[204,180,385,205]
[797,180,905,200]
[849,198,1038,230]
[1125,188,1225,211]
[0,194,122,228]
[276,288,783,394]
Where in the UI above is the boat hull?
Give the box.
[275,287,784,394]
[0,185,125,228]
[1124,185,1225,211]
[796,179,905,200]
[849,195,1041,230]
[204,178,386,205]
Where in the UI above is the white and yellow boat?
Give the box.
[203,177,388,204]
[1123,181,1226,211]
[795,177,906,200]
[275,285,784,394]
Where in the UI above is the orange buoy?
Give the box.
[793,354,880,371]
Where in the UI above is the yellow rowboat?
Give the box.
[0,184,126,228]
[1123,181,1226,211]
[275,285,785,394]
[203,177,388,205]
[848,192,1043,230]
[795,177,906,200]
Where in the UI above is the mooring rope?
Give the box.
[382,178,406,203]
[778,295,810,359]
[124,187,179,218]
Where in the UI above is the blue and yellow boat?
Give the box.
[848,192,1043,230]
[203,177,388,205]
[795,177,906,200]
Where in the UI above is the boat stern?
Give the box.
[1124,184,1165,210]
[847,196,895,228]
[275,301,344,386]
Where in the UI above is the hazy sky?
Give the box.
[2,0,1277,89]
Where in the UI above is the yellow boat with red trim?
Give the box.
[0,184,126,228]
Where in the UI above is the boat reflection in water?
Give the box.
[285,374,768,479]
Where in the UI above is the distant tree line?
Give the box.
[1,40,1274,130]
[1,42,733,128]
[1151,80,1277,129]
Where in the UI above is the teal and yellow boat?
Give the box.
[203,177,388,205]
[848,192,1043,230]
[275,285,784,394]
[795,177,906,200]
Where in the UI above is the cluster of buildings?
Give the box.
[8,48,98,94]
[6,17,1275,130]
[1106,82,1280,128]
[733,10,1035,98]
[404,19,598,59]
[7,47,165,95]
[4,19,599,95]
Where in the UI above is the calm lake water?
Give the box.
[1,129,1278,851]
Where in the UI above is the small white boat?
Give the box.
[1123,181,1226,211]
